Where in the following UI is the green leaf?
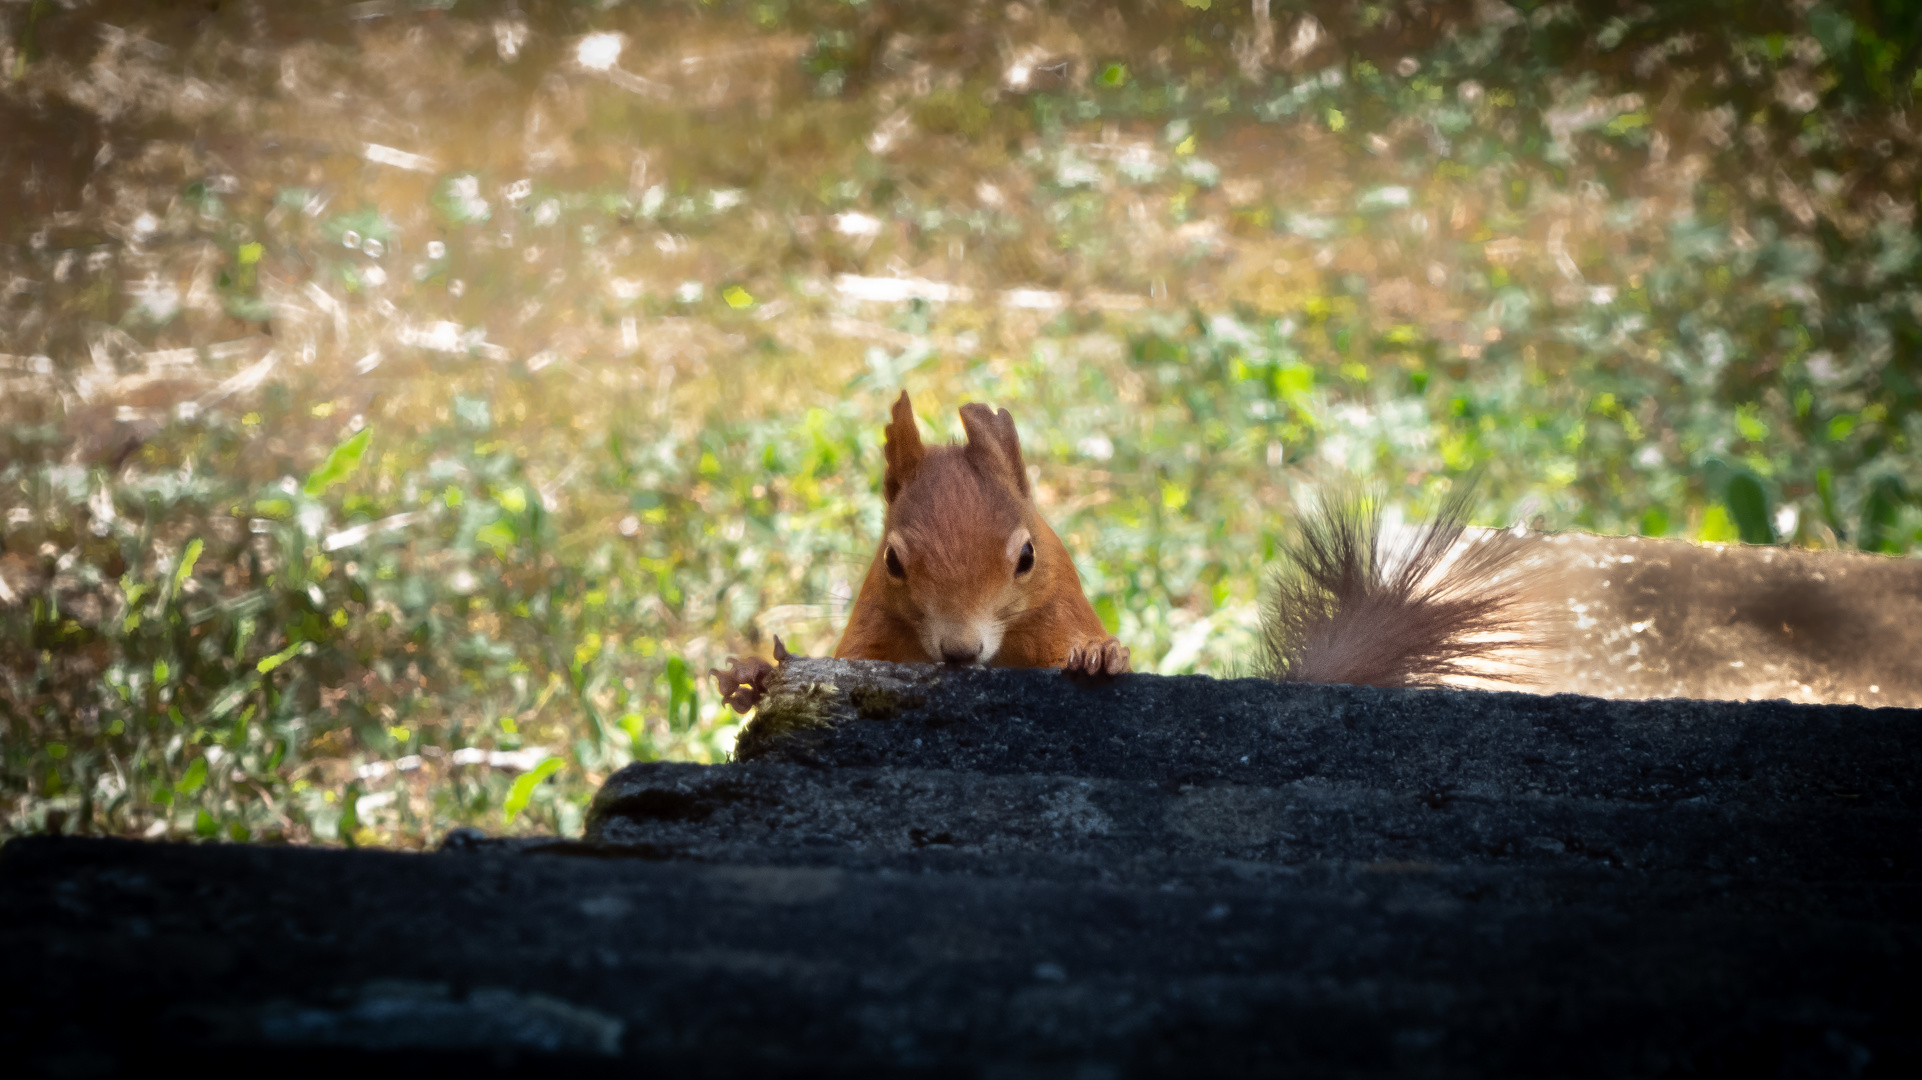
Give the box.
[173,538,204,592]
[194,809,218,838]
[1808,5,1855,58]
[666,656,705,731]
[1816,468,1840,530]
[1273,364,1314,401]
[1700,505,1739,543]
[303,427,372,497]
[208,681,255,719]
[1603,111,1650,136]
[179,757,208,794]
[1861,476,1907,554]
[257,641,303,674]
[503,757,564,822]
[1725,474,1774,545]
[476,519,518,556]
[339,783,361,843]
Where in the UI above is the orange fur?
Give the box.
[834,392,1128,676]
[715,401,1532,713]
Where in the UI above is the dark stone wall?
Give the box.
[4,661,1919,1077]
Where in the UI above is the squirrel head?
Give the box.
[869,390,1061,665]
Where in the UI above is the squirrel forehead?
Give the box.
[890,451,1026,551]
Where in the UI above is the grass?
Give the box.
[2,0,1918,844]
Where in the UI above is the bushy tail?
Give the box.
[1260,488,1536,688]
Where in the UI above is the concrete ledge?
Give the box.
[4,667,1919,1076]
[589,759,1918,889]
[722,659,1921,804]
[1515,533,1922,705]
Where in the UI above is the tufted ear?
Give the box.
[883,391,925,504]
[958,402,1030,499]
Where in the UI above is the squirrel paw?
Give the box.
[1062,637,1130,677]
[711,655,776,713]
[709,637,795,713]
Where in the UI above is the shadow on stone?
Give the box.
[4,664,1918,1076]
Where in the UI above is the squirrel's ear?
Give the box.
[958,402,1030,499]
[883,390,926,504]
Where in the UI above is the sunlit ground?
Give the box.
[3,1,1919,844]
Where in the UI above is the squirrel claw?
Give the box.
[711,655,776,713]
[712,638,800,713]
[1063,637,1130,678]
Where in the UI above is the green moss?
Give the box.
[848,686,926,722]
[736,684,837,756]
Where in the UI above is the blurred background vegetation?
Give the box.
[3,0,1918,845]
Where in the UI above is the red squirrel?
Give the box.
[713,391,1127,711]
[712,395,1536,712]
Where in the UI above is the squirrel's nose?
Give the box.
[939,642,982,665]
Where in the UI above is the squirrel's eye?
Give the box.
[885,545,905,579]
[1015,540,1035,575]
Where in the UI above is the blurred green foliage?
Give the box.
[2,0,1918,845]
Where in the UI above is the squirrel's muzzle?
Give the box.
[924,616,1000,666]
[939,642,983,665]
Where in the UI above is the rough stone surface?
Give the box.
[1511,533,1922,706]
[4,664,1919,1077]
[725,660,1921,805]
[591,760,1915,892]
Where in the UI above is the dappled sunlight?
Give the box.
[3,1,1918,844]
